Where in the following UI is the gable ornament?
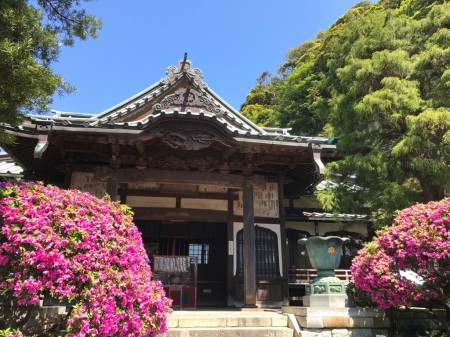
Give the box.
[152,89,222,115]
[160,60,208,89]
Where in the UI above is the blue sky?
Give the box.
[50,0,366,115]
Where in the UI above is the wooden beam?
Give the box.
[278,178,290,306]
[243,184,257,307]
[117,188,239,200]
[227,188,236,306]
[233,216,281,224]
[106,178,118,201]
[96,168,266,188]
[132,207,228,222]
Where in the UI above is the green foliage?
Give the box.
[0,0,101,143]
[277,58,328,136]
[322,0,450,227]
[240,73,281,128]
[346,282,377,308]
[0,328,22,337]
[242,0,450,227]
[241,104,279,127]
[37,0,101,46]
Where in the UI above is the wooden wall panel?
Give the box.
[180,198,228,211]
[234,182,279,218]
[70,172,106,198]
[126,196,176,208]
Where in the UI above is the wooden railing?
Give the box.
[288,268,352,285]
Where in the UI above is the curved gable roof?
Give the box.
[26,59,333,144]
[32,60,264,137]
[2,59,336,196]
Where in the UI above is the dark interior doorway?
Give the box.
[136,221,228,307]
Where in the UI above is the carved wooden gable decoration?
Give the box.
[84,59,263,137]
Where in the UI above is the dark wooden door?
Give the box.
[189,222,227,307]
[136,221,228,307]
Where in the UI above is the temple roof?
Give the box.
[2,59,336,196]
[24,59,333,144]
[0,153,23,177]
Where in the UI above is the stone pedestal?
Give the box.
[303,276,348,308]
[303,294,348,308]
[305,278,346,295]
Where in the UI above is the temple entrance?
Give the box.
[136,221,228,307]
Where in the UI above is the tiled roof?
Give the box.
[1,60,338,196]
[21,59,335,147]
[285,207,370,222]
[0,153,23,176]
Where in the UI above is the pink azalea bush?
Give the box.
[351,197,450,309]
[0,181,172,336]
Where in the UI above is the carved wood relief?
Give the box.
[153,128,216,150]
[152,89,221,114]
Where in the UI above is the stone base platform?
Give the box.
[282,306,390,337]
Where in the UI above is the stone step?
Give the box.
[167,314,289,328]
[159,310,294,337]
[160,326,294,337]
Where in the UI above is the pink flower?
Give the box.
[0,182,172,336]
[351,197,450,309]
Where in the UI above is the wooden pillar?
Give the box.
[243,184,257,307]
[278,177,290,306]
[227,189,236,306]
[106,178,118,201]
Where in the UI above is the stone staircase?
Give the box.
[160,309,295,337]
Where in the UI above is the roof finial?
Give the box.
[180,52,188,73]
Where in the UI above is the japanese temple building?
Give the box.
[1,60,369,308]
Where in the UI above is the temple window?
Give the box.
[189,243,209,264]
[236,225,280,277]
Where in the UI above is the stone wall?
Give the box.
[389,308,448,336]
[298,328,388,337]
[0,305,67,335]
[283,306,449,337]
